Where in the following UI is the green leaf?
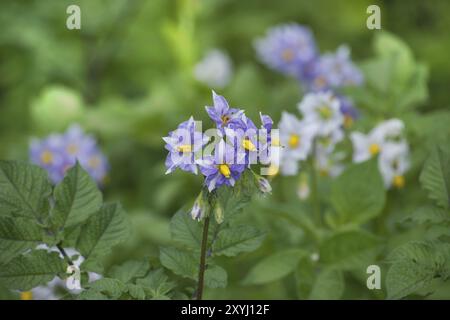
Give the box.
[108,259,150,283]
[242,249,307,285]
[216,170,257,219]
[320,230,381,270]
[159,247,197,280]
[0,250,65,290]
[309,269,345,300]
[84,278,126,299]
[386,242,450,299]
[374,32,415,85]
[126,283,146,300]
[170,210,202,250]
[136,268,175,299]
[403,205,449,225]
[420,145,450,209]
[0,161,52,220]
[51,163,102,230]
[205,264,227,288]
[0,216,43,264]
[330,159,386,225]
[212,225,265,257]
[76,203,131,260]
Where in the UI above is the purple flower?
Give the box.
[260,112,273,132]
[205,91,244,129]
[255,23,318,78]
[307,45,363,91]
[163,117,208,175]
[30,134,67,183]
[198,140,246,192]
[337,95,359,128]
[30,125,109,185]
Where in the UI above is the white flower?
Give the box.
[194,49,233,88]
[315,148,345,178]
[22,245,103,300]
[279,111,315,161]
[379,142,409,189]
[350,119,405,163]
[298,91,343,137]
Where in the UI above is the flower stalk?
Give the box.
[196,215,210,300]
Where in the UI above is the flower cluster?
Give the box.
[255,23,362,124]
[351,119,410,189]
[163,91,277,218]
[278,91,345,176]
[30,124,109,184]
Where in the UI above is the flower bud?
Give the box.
[213,202,224,224]
[297,173,310,200]
[190,192,207,221]
[256,176,272,194]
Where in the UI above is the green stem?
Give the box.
[196,216,210,300]
[57,243,74,266]
[309,142,321,226]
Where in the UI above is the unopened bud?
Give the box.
[213,202,224,224]
[190,192,206,221]
[256,175,272,194]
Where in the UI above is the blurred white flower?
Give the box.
[350,119,409,189]
[194,49,233,88]
[298,91,343,137]
[379,142,410,189]
[279,112,315,161]
[350,118,405,163]
[315,148,345,178]
[21,245,102,300]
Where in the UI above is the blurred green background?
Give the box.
[0,0,449,299]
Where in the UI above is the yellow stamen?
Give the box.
[318,105,333,119]
[344,115,353,129]
[393,175,405,189]
[20,291,33,300]
[282,49,294,62]
[88,156,100,169]
[289,134,300,148]
[314,77,327,88]
[242,139,256,151]
[40,151,53,164]
[319,169,329,177]
[221,115,230,125]
[67,144,78,155]
[267,164,279,177]
[369,143,380,156]
[177,145,192,153]
[218,164,231,178]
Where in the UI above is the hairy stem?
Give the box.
[196,216,210,300]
